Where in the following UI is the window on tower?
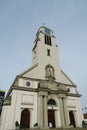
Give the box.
[45,35,51,46]
[47,49,50,56]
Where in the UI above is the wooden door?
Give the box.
[69,111,76,127]
[20,109,30,129]
[48,110,55,128]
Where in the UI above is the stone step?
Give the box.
[17,128,87,130]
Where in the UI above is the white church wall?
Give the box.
[37,42,62,82]
[66,86,77,94]
[22,94,34,105]
[18,78,23,87]
[67,97,77,107]
[9,91,19,129]
[1,89,38,129]
[75,98,84,127]
[60,72,74,85]
[13,92,21,129]
[67,96,83,127]
[23,65,38,79]
[16,90,37,127]
[33,81,38,88]
[32,94,38,127]
[0,90,37,130]
[0,106,11,130]
[71,87,76,93]
[18,78,38,89]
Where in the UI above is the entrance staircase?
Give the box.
[18,128,87,130]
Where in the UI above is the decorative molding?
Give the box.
[38,80,67,94]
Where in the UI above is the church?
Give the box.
[0,26,83,130]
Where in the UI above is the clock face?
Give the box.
[45,28,50,35]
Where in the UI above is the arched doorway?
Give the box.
[69,111,76,127]
[20,109,30,129]
[47,99,56,128]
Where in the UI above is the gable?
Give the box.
[60,69,76,86]
[19,64,38,78]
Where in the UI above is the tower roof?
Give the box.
[39,26,53,33]
[36,26,54,38]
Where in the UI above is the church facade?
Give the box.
[0,26,83,130]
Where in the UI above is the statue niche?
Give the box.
[45,64,55,80]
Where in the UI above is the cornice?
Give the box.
[11,85,37,92]
[67,93,81,97]
[18,76,76,88]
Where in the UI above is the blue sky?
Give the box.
[0,0,87,111]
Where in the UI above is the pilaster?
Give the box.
[59,97,65,126]
[58,93,69,127]
[38,91,48,128]
[43,95,48,128]
[62,98,69,126]
[39,95,44,127]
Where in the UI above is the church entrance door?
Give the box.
[20,109,30,129]
[69,111,76,127]
[48,110,55,128]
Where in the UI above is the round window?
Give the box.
[26,81,31,86]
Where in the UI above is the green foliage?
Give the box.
[15,121,19,126]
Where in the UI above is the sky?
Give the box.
[0,0,87,112]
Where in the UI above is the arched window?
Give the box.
[47,99,56,106]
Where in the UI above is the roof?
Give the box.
[39,26,53,33]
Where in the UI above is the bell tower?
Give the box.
[32,26,61,82]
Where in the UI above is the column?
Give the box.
[59,97,65,126]
[62,98,69,126]
[29,109,32,127]
[73,111,77,127]
[43,95,48,128]
[55,110,60,127]
[39,95,44,127]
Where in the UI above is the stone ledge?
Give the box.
[17,128,87,130]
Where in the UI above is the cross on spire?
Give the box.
[42,22,46,27]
